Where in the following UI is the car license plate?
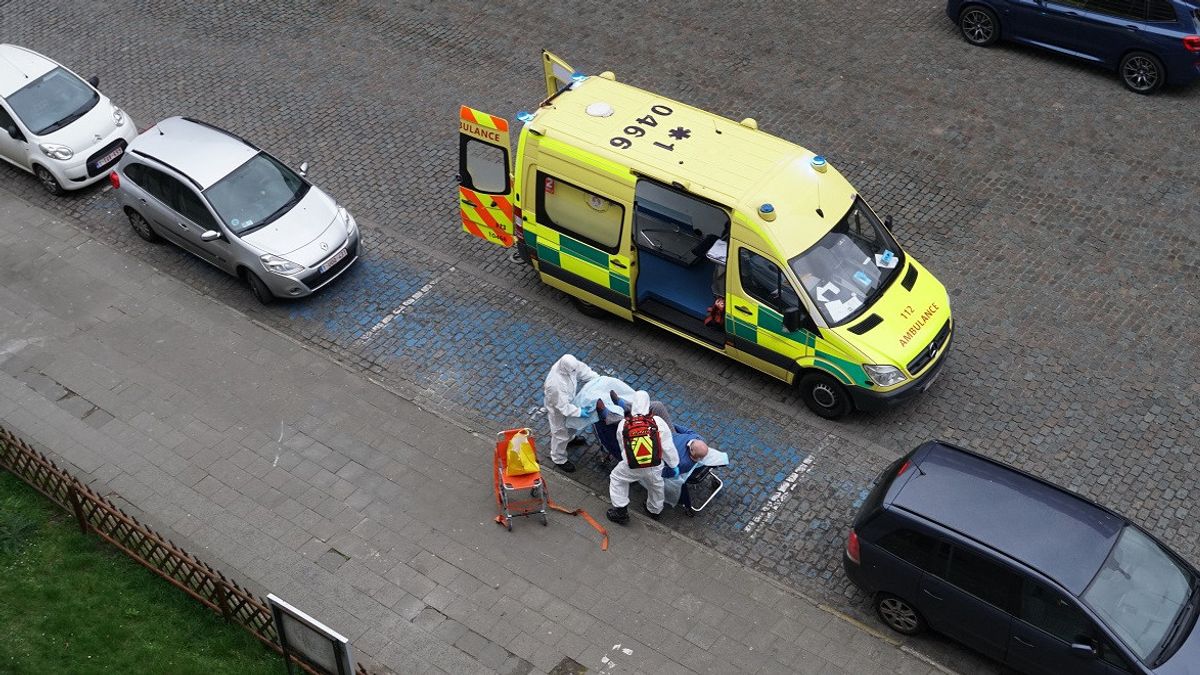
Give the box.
[318,247,347,274]
[95,146,123,168]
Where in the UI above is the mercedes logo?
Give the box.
[320,242,329,251]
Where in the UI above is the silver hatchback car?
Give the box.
[111,117,359,303]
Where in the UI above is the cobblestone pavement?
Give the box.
[3,1,1198,671]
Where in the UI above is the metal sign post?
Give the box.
[267,594,353,675]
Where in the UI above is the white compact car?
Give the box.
[0,44,136,194]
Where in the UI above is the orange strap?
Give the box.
[548,501,609,552]
[494,501,608,552]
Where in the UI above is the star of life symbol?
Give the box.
[668,126,691,140]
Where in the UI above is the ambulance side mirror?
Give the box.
[783,306,807,333]
[87,75,100,89]
[884,215,896,233]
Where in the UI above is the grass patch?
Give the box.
[0,471,280,674]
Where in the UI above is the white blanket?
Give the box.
[563,376,637,430]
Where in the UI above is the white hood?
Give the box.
[628,391,651,416]
[38,96,120,152]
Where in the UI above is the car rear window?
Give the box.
[1146,0,1178,21]
[854,455,906,527]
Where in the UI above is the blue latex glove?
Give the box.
[578,403,595,417]
[662,465,680,479]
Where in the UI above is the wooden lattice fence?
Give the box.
[0,424,370,675]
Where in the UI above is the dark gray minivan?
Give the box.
[844,441,1200,674]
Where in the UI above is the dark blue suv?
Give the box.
[947,0,1200,93]
[845,441,1200,674]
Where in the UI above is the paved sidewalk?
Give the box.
[0,187,947,674]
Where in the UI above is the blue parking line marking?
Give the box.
[283,259,819,530]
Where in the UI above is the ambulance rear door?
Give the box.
[541,50,575,99]
[458,105,515,247]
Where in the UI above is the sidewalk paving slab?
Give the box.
[0,187,949,674]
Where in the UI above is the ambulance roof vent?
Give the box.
[585,102,614,118]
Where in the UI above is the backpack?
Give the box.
[621,414,663,468]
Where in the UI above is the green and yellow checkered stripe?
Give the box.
[526,227,630,296]
[727,300,867,386]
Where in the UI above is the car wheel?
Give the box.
[246,271,275,305]
[876,594,927,636]
[34,166,66,196]
[959,5,1000,47]
[572,296,608,318]
[799,372,852,420]
[1120,51,1164,95]
[126,210,160,243]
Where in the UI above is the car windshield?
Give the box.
[6,67,99,136]
[203,153,308,235]
[788,197,902,326]
[1082,526,1195,662]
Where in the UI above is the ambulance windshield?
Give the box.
[788,198,902,326]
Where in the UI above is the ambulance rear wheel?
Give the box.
[572,297,608,318]
[799,372,851,420]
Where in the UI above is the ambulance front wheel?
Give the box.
[799,372,851,420]
[572,297,609,319]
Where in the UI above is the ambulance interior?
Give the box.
[632,181,729,345]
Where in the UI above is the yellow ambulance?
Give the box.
[457,51,952,419]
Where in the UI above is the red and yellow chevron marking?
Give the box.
[492,194,514,223]
[459,186,514,247]
[459,106,509,143]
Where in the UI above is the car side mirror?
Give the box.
[884,215,895,232]
[6,126,21,141]
[783,306,807,333]
[87,75,100,89]
[200,230,222,243]
[298,161,309,177]
[1069,642,1098,659]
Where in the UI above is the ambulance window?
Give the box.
[739,248,801,315]
[461,138,508,194]
[634,181,729,266]
[535,171,624,252]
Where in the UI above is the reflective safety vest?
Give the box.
[621,414,663,468]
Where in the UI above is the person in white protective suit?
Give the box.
[606,391,680,524]
[542,354,599,472]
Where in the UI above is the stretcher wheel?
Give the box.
[685,506,696,518]
[541,513,548,526]
[506,520,513,532]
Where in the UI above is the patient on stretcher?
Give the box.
[593,393,729,508]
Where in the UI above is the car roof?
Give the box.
[892,442,1124,595]
[0,44,58,98]
[129,117,259,190]
[528,74,858,260]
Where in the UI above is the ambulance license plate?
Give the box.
[318,247,347,274]
[921,369,942,392]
